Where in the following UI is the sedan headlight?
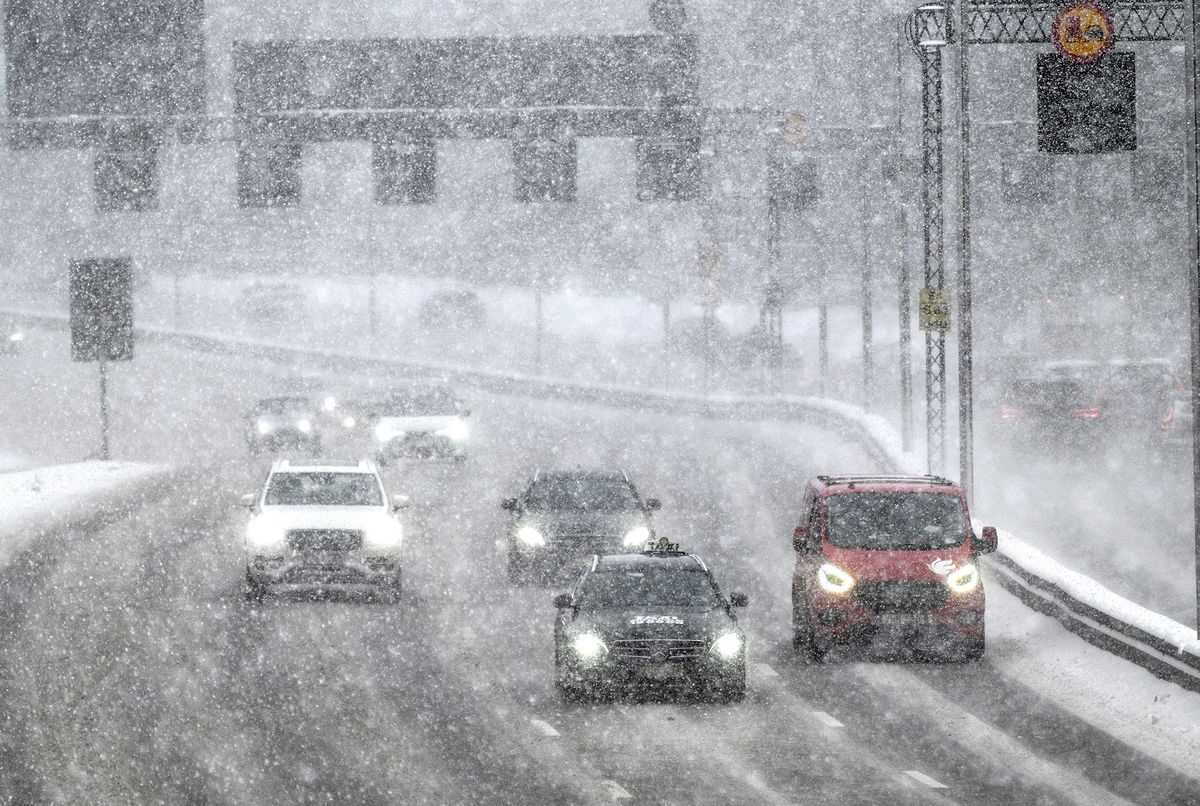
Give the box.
[711,632,744,659]
[817,563,856,595]
[516,526,546,547]
[245,517,283,550]
[342,416,356,429]
[323,396,337,412]
[256,419,272,435]
[945,563,980,594]
[571,633,607,660]
[296,419,312,434]
[9,332,24,342]
[622,526,651,547]
[435,419,470,441]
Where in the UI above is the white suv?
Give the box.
[241,459,406,601]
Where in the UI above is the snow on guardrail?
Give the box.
[9,307,1200,687]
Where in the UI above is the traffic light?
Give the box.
[1037,52,1136,154]
[373,138,436,204]
[69,258,133,362]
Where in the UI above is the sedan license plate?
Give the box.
[639,664,684,681]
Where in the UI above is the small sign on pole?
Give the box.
[1052,2,1115,64]
[69,257,134,460]
[919,287,951,332]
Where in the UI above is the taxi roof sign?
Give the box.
[1052,2,1115,64]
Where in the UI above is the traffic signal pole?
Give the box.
[1185,0,1200,635]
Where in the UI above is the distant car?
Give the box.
[502,469,661,584]
[418,289,486,331]
[245,396,322,455]
[371,384,471,463]
[995,378,1105,448]
[241,459,406,601]
[239,282,306,323]
[1100,359,1182,435]
[553,541,748,702]
[790,475,997,662]
[1158,395,1193,451]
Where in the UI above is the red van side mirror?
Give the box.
[977,526,998,556]
[792,524,811,552]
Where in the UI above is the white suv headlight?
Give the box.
[364,525,403,551]
[246,517,283,550]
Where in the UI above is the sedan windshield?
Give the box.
[826,492,966,550]
[264,472,382,506]
[254,397,313,415]
[527,476,638,510]
[580,569,721,608]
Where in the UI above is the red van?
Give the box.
[790,475,997,662]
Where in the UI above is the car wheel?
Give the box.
[244,571,268,603]
[792,602,826,663]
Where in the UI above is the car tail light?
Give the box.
[1000,406,1025,420]
[1162,404,1174,429]
[1074,407,1101,419]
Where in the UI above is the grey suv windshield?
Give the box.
[826,492,966,550]
[264,472,382,506]
[527,476,639,510]
[580,569,720,608]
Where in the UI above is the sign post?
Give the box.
[918,287,951,332]
[69,258,134,460]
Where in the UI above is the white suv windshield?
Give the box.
[826,492,966,551]
[265,472,382,506]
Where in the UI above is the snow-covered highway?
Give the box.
[0,331,1198,804]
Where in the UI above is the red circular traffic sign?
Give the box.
[1052,2,1115,63]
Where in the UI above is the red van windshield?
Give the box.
[826,492,966,550]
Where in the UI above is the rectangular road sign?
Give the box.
[69,258,134,361]
[919,287,951,332]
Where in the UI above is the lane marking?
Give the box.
[743,771,797,806]
[529,718,560,737]
[903,770,948,789]
[600,779,633,800]
[752,662,779,678]
[812,710,844,728]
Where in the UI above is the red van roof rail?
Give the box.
[816,474,956,487]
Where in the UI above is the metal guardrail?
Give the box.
[11,308,1200,690]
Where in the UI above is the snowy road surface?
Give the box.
[0,333,1198,804]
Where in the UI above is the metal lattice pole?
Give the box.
[910,6,948,474]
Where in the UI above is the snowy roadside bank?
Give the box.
[0,462,173,568]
